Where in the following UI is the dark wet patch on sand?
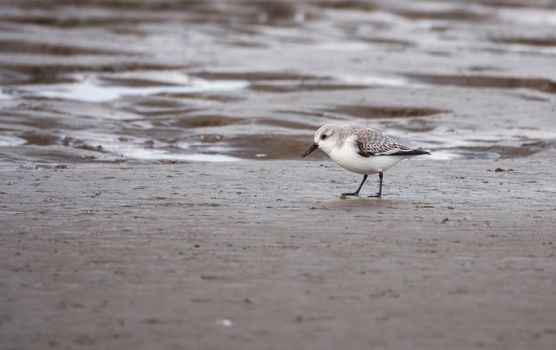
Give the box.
[489,36,556,47]
[174,115,245,128]
[72,143,108,154]
[0,66,78,85]
[1,64,186,85]
[425,50,453,57]
[324,105,448,119]
[316,1,377,11]
[357,37,414,47]
[472,0,556,9]
[458,145,543,158]
[99,77,184,88]
[246,1,309,25]
[219,39,268,49]
[126,97,192,109]
[466,66,504,72]
[0,41,130,56]
[155,92,245,103]
[0,15,164,28]
[190,71,324,82]
[395,8,491,22]
[511,93,550,102]
[405,73,556,94]
[19,132,60,146]
[249,82,370,93]
[0,144,116,163]
[18,133,110,153]
[225,134,325,160]
[58,136,107,153]
[2,111,62,130]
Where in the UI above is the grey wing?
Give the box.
[353,128,403,157]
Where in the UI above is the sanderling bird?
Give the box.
[301,124,430,198]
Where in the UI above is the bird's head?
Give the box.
[301,124,340,158]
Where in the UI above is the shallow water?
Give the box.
[1,0,555,164]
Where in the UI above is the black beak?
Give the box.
[301,143,319,158]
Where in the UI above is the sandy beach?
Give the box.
[2,152,556,349]
[2,0,556,349]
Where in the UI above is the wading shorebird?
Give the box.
[301,124,430,198]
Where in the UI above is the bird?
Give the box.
[301,124,430,198]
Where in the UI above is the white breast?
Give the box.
[329,143,407,175]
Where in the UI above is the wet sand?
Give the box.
[2,152,556,350]
[2,0,556,162]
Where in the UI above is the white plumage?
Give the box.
[301,124,429,197]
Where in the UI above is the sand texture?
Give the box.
[2,154,556,350]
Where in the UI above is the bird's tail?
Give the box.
[389,149,430,156]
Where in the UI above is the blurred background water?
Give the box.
[0,0,555,165]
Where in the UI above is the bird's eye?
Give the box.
[321,134,327,140]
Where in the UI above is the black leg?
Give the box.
[342,175,368,197]
[368,172,383,198]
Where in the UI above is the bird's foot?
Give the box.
[367,193,382,198]
[341,192,359,197]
